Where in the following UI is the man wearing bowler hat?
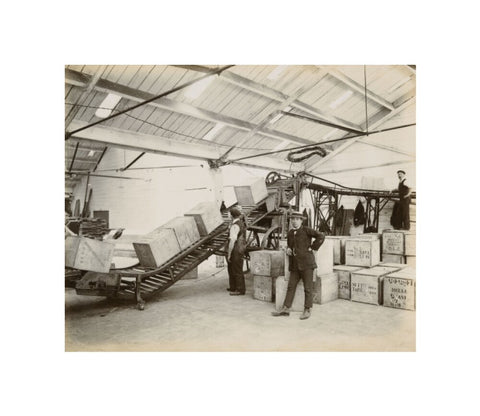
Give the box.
[393,170,412,230]
[272,211,325,320]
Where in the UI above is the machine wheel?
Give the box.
[261,226,282,250]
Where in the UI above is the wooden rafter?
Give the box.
[325,67,395,111]
[65,68,315,146]
[68,120,306,174]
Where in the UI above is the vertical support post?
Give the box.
[135,275,145,310]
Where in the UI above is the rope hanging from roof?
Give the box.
[287,146,327,163]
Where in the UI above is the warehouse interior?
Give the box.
[65,64,416,352]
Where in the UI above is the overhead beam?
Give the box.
[315,160,415,175]
[65,156,98,164]
[65,68,315,146]
[305,91,415,173]
[67,120,304,174]
[361,141,415,158]
[325,67,395,111]
[219,70,364,133]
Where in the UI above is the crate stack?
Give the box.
[313,238,338,305]
[79,218,108,240]
[381,230,416,268]
[250,250,285,302]
[133,201,222,268]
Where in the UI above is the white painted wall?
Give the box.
[70,148,272,234]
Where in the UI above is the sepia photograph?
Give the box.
[64,64,416,351]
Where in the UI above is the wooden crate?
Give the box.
[325,236,348,265]
[223,186,237,208]
[345,238,380,267]
[405,256,416,269]
[65,236,115,273]
[333,265,365,300]
[249,250,285,277]
[405,233,415,256]
[253,275,275,302]
[315,238,334,275]
[313,272,339,305]
[133,228,181,268]
[275,276,304,312]
[184,201,224,236]
[157,216,201,251]
[383,272,416,310]
[381,253,406,264]
[234,178,268,205]
[350,266,396,305]
[382,230,406,255]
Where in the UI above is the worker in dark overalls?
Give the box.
[272,211,325,320]
[395,170,412,230]
[227,206,247,296]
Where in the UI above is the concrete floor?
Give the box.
[65,263,416,352]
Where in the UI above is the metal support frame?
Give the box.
[311,189,338,234]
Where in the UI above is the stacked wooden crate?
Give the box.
[333,265,365,300]
[313,271,339,305]
[345,238,381,267]
[325,236,348,265]
[382,229,416,267]
[383,267,416,310]
[133,202,221,268]
[350,265,402,305]
[250,250,285,302]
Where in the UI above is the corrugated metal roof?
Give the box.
[65,64,416,187]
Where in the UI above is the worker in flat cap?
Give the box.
[227,206,247,295]
[391,170,412,230]
[272,210,325,320]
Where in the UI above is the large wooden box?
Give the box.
[382,230,415,256]
[157,216,201,251]
[381,253,406,264]
[275,276,304,312]
[254,275,275,302]
[345,239,380,267]
[184,201,224,236]
[315,238,334,275]
[234,178,268,205]
[333,265,364,300]
[350,266,395,305]
[382,230,406,254]
[250,250,285,277]
[223,186,237,208]
[325,236,348,264]
[405,233,415,256]
[65,236,115,273]
[133,228,181,268]
[383,272,416,310]
[313,272,339,305]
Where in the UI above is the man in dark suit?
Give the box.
[272,211,325,320]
